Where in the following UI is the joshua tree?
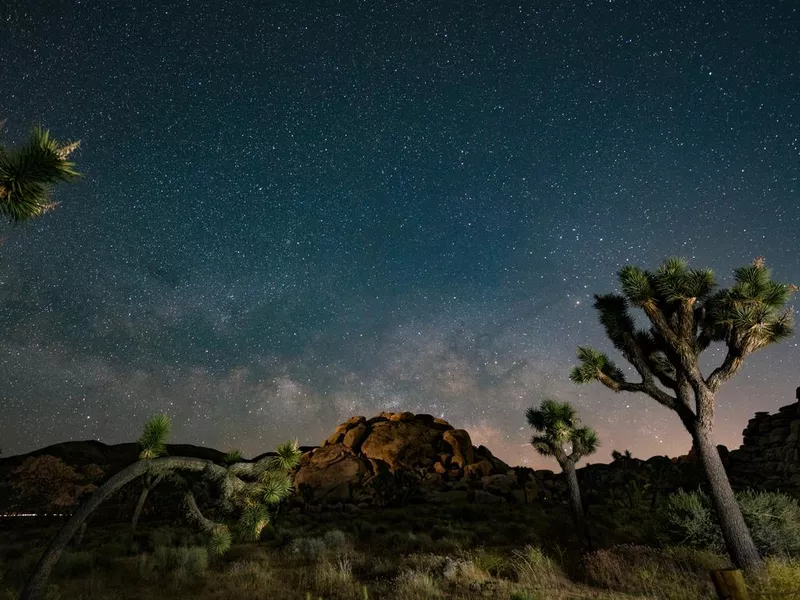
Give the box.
[526,399,599,547]
[570,257,795,574]
[130,414,170,531]
[0,123,80,223]
[22,415,302,600]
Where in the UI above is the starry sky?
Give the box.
[1,0,798,467]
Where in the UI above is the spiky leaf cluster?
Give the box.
[137,414,170,459]
[526,399,600,465]
[572,257,795,403]
[201,439,301,549]
[0,126,80,223]
[134,414,302,555]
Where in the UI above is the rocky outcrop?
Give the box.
[727,389,800,492]
[294,412,523,505]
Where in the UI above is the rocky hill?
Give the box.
[294,411,532,506]
[2,389,799,519]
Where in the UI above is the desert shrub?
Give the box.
[472,549,512,578]
[441,557,487,585]
[151,545,209,576]
[148,528,175,550]
[510,594,543,600]
[395,569,440,598]
[221,559,274,592]
[310,554,362,598]
[322,529,348,552]
[659,489,800,557]
[760,557,800,600]
[52,550,94,577]
[512,545,563,587]
[584,544,724,600]
[288,537,326,564]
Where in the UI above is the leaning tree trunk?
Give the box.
[21,456,213,600]
[130,473,164,532]
[694,426,764,575]
[563,461,592,550]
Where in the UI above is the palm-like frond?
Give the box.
[208,524,232,555]
[570,346,625,385]
[530,435,556,457]
[571,426,600,457]
[138,414,170,459]
[619,265,654,305]
[594,294,635,349]
[527,399,599,461]
[224,450,243,465]
[654,257,691,302]
[0,126,81,223]
[238,504,270,541]
[259,471,293,505]
[260,439,302,472]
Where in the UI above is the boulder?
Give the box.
[343,423,369,451]
[294,446,369,503]
[463,460,493,479]
[360,419,442,471]
[443,429,474,467]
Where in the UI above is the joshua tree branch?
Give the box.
[184,489,220,532]
[21,456,215,600]
[706,346,747,393]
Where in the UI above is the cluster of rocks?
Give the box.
[294,412,539,506]
[727,390,800,491]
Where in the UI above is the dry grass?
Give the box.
[5,516,799,600]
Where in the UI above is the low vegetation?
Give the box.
[3,488,800,599]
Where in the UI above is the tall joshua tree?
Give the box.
[526,399,599,547]
[570,257,795,574]
[22,415,302,600]
[0,123,80,223]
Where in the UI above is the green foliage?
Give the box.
[574,257,796,392]
[511,545,563,587]
[237,505,270,542]
[224,450,243,465]
[289,537,327,564]
[208,525,233,556]
[263,439,302,472]
[569,347,624,386]
[138,414,170,459]
[0,126,80,223]
[149,545,209,577]
[583,545,726,600]
[525,399,600,463]
[322,530,348,552]
[659,489,800,557]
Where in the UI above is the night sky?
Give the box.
[1,1,798,467]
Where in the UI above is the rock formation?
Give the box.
[727,387,800,492]
[294,412,535,505]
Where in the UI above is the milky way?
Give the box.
[1,1,797,467]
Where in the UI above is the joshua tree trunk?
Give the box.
[693,425,763,575]
[21,457,215,600]
[562,460,592,550]
[130,473,164,532]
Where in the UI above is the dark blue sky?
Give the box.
[1,0,797,466]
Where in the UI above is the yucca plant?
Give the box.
[0,123,80,223]
[526,399,599,547]
[570,257,796,574]
[22,415,302,600]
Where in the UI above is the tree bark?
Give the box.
[21,456,212,600]
[130,474,164,532]
[694,427,764,575]
[563,461,592,550]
